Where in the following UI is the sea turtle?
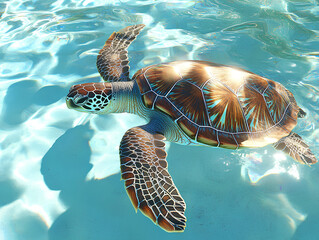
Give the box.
[66,24,317,232]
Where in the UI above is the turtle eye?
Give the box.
[76,96,89,104]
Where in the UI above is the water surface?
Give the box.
[0,0,318,239]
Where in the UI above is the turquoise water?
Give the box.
[0,0,319,239]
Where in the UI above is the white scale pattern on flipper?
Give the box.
[96,24,145,82]
[119,126,186,232]
[273,132,317,165]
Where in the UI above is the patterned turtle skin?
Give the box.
[134,60,298,149]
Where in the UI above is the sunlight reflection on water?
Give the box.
[0,0,318,239]
[240,151,301,184]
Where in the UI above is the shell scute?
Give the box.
[263,82,289,123]
[245,75,268,93]
[196,127,219,147]
[145,64,181,96]
[167,80,209,126]
[155,96,181,120]
[176,116,198,140]
[136,77,151,94]
[142,91,157,108]
[203,80,247,133]
[276,104,298,132]
[237,84,274,132]
[180,63,212,88]
[218,132,239,149]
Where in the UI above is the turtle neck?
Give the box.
[110,80,149,119]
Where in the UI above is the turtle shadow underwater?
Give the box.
[0,80,65,127]
[40,124,168,240]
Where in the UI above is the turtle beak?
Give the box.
[66,98,78,109]
[66,96,89,109]
[66,88,78,109]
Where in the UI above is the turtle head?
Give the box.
[66,82,113,114]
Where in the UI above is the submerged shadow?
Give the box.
[0,179,23,207]
[41,124,93,191]
[48,175,151,240]
[1,80,65,126]
[292,214,319,240]
[42,123,158,240]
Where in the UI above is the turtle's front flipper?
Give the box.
[273,132,317,165]
[120,126,186,232]
[97,24,145,82]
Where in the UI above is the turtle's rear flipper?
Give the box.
[273,132,317,165]
[298,108,306,118]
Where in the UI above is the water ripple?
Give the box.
[0,0,318,239]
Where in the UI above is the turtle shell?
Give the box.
[134,60,299,149]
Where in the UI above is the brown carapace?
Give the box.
[135,60,299,150]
